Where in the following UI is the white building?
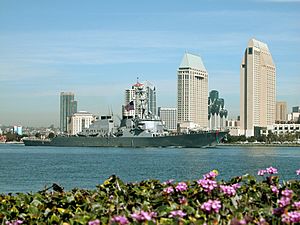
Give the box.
[123,89,136,117]
[287,106,300,122]
[177,53,208,130]
[240,39,276,137]
[68,111,97,135]
[226,119,242,136]
[262,123,300,135]
[13,126,22,135]
[158,107,177,131]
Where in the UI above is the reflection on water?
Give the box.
[0,144,299,193]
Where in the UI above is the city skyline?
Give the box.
[1,0,299,127]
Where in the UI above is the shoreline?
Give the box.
[220,143,300,147]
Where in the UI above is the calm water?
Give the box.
[0,144,299,193]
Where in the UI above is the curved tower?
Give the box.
[240,38,276,137]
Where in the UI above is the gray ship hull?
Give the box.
[23,131,227,148]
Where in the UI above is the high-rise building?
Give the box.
[158,107,177,131]
[240,39,276,137]
[208,90,228,130]
[144,81,157,116]
[276,101,287,122]
[177,53,208,129]
[122,81,157,118]
[60,92,77,133]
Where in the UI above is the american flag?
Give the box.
[125,101,134,111]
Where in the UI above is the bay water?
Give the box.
[0,144,299,193]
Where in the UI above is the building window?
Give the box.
[248,47,253,55]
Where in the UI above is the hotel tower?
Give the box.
[177,53,208,129]
[240,39,276,137]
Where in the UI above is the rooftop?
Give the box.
[179,53,207,71]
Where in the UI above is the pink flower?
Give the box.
[111,215,129,225]
[258,169,266,176]
[258,167,278,176]
[232,183,241,190]
[203,170,218,180]
[296,169,300,175]
[220,185,236,197]
[163,186,174,194]
[197,179,218,192]
[169,210,187,218]
[131,211,156,222]
[131,213,142,221]
[201,199,221,213]
[5,221,23,225]
[162,179,174,185]
[257,217,267,225]
[281,211,300,223]
[266,166,278,174]
[278,197,291,207]
[292,201,300,209]
[88,219,100,225]
[282,189,293,198]
[175,182,188,192]
[270,185,279,194]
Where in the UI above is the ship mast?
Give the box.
[133,78,148,120]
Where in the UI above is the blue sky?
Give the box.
[0,0,299,127]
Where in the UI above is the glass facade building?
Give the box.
[60,92,77,133]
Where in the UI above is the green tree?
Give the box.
[48,132,55,139]
[247,136,256,142]
[5,132,17,142]
[257,135,266,142]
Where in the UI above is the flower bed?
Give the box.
[1,168,300,224]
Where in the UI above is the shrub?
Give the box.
[1,168,300,224]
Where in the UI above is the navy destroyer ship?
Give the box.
[23,82,228,148]
[23,119,227,148]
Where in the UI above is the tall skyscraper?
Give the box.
[60,92,77,133]
[177,53,208,129]
[122,81,157,118]
[276,101,287,122]
[158,107,177,131]
[240,39,276,137]
[144,81,157,116]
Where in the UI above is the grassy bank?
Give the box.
[1,168,300,224]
